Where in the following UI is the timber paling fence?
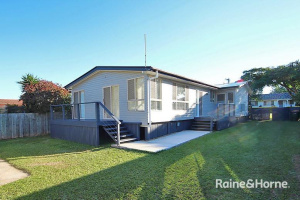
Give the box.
[0,113,50,140]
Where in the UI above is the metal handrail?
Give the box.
[50,101,121,146]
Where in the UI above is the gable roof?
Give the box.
[258,93,292,100]
[64,66,219,89]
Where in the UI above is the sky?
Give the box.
[1,0,300,99]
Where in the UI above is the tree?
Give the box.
[6,104,24,113]
[20,80,71,113]
[270,86,288,94]
[17,73,40,92]
[241,60,300,103]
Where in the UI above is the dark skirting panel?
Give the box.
[144,119,193,140]
[50,120,99,146]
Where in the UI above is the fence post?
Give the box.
[117,123,120,146]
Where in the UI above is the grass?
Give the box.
[0,121,300,199]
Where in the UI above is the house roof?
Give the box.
[257,93,292,100]
[64,66,219,89]
[216,81,248,88]
[0,99,23,108]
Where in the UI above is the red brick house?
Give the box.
[0,99,23,112]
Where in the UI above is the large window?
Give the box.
[172,83,189,110]
[151,79,162,110]
[128,77,145,111]
[228,92,234,103]
[217,94,225,103]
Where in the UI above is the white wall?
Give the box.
[150,78,210,122]
[72,71,149,125]
[202,86,249,118]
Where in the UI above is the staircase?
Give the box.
[191,117,213,131]
[102,122,137,144]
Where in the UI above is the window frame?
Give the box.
[172,82,189,110]
[227,92,234,104]
[210,90,216,102]
[217,93,226,104]
[151,79,162,111]
[127,77,145,112]
[73,90,85,119]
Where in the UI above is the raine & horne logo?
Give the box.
[216,179,290,189]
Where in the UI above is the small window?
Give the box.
[127,77,145,111]
[228,92,234,103]
[210,90,215,102]
[289,100,294,105]
[251,101,258,106]
[151,79,162,110]
[263,101,267,106]
[217,94,225,103]
[271,100,275,106]
[172,83,189,110]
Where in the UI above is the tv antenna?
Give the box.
[144,34,147,68]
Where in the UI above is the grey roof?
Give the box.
[65,66,218,89]
[216,81,248,88]
[259,93,292,100]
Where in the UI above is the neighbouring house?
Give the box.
[251,93,296,108]
[0,99,23,113]
[50,66,251,146]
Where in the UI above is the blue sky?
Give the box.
[1,0,300,99]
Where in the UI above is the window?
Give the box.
[228,92,234,103]
[251,101,258,106]
[271,100,275,106]
[128,77,145,111]
[151,79,162,110]
[172,83,189,110]
[210,90,216,102]
[289,100,294,105]
[73,91,85,119]
[217,94,225,103]
[263,101,267,106]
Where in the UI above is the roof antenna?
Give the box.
[144,34,147,68]
[225,78,230,84]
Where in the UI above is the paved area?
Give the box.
[0,159,28,186]
[112,130,210,153]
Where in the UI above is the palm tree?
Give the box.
[17,73,40,92]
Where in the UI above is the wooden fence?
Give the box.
[0,113,50,140]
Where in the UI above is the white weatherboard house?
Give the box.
[251,93,296,108]
[50,66,251,146]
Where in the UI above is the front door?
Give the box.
[278,100,283,108]
[103,85,120,118]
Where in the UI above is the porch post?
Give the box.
[77,104,80,121]
[95,102,100,123]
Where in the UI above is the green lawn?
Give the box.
[0,121,299,199]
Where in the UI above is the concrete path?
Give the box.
[112,130,210,153]
[0,159,28,186]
